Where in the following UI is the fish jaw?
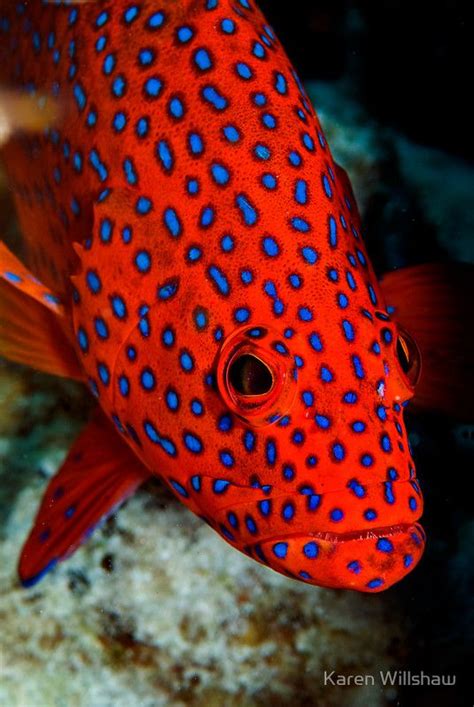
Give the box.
[255,523,426,592]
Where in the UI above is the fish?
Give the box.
[0,0,470,593]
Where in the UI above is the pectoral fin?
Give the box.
[19,410,151,587]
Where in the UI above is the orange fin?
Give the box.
[0,242,82,379]
[380,262,474,419]
[19,411,151,587]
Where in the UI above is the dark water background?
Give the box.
[258,1,473,704]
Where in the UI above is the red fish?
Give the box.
[0,0,468,592]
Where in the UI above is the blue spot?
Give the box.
[309,332,323,352]
[208,265,230,296]
[381,434,392,453]
[166,389,179,411]
[346,271,357,291]
[361,454,374,467]
[211,163,230,185]
[332,443,345,461]
[144,77,163,98]
[135,251,151,273]
[202,85,228,110]
[352,421,366,433]
[409,496,418,511]
[301,246,318,264]
[73,83,86,111]
[180,350,194,372]
[138,48,155,66]
[245,515,258,534]
[112,75,127,98]
[303,542,318,559]
[136,117,149,137]
[367,578,384,589]
[295,180,308,204]
[124,5,140,23]
[86,270,101,294]
[89,149,108,181]
[384,482,395,504]
[158,279,178,300]
[322,174,332,198]
[376,538,394,553]
[291,217,310,233]
[253,92,267,107]
[274,71,287,94]
[213,480,229,494]
[191,476,201,492]
[223,124,240,142]
[220,450,234,468]
[234,308,250,323]
[364,509,377,521]
[236,62,253,80]
[298,307,313,321]
[77,328,89,352]
[347,561,361,574]
[140,368,156,390]
[273,542,288,559]
[404,554,413,568]
[320,367,333,383]
[123,158,137,185]
[163,208,182,237]
[184,433,202,454]
[157,140,174,172]
[169,96,185,119]
[103,53,116,75]
[194,48,213,71]
[170,479,188,497]
[262,113,276,129]
[244,431,255,452]
[220,18,235,33]
[136,196,153,215]
[347,479,366,498]
[95,10,109,28]
[315,414,330,429]
[187,178,200,195]
[143,421,177,457]
[119,375,130,397]
[342,320,355,342]
[282,503,295,521]
[94,318,109,339]
[187,246,202,262]
[221,234,234,252]
[261,173,277,189]
[302,132,315,151]
[113,111,127,132]
[330,508,344,522]
[352,355,365,379]
[111,295,127,319]
[254,143,271,160]
[188,132,204,155]
[97,362,110,386]
[177,26,194,43]
[262,236,279,257]
[147,11,165,29]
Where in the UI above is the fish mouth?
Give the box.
[254,522,426,593]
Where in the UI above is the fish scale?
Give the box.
[0,0,426,591]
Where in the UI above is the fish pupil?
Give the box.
[229,354,273,396]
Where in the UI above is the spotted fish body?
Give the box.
[0,0,425,591]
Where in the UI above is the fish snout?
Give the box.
[255,523,425,592]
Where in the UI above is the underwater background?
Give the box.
[0,1,472,705]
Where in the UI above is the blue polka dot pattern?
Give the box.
[1,0,423,595]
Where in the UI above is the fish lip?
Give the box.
[257,522,425,546]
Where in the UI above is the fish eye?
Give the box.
[228,354,274,396]
[217,325,298,426]
[396,328,421,387]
